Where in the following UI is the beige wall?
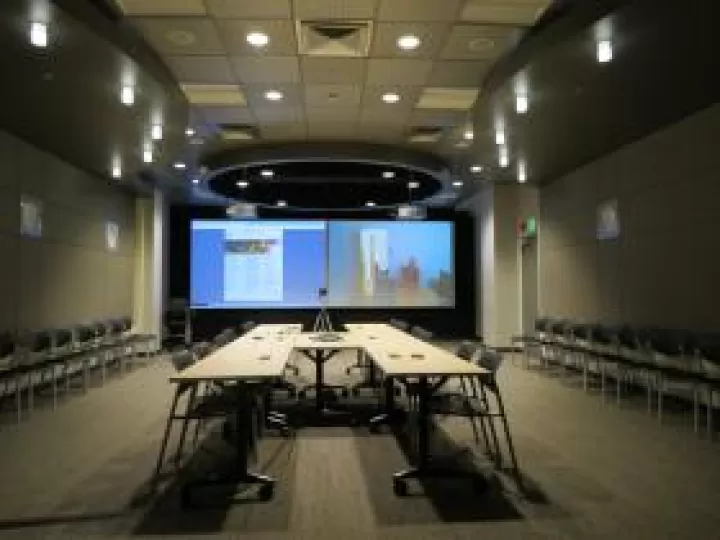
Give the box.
[539,103,720,331]
[0,129,136,331]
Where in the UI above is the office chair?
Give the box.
[0,331,23,422]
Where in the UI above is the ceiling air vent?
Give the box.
[407,127,444,144]
[219,124,258,142]
[298,20,373,57]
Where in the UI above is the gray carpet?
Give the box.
[0,347,719,539]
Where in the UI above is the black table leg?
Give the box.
[314,350,325,412]
[392,377,486,496]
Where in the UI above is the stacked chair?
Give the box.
[517,316,720,439]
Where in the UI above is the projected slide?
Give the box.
[191,220,326,308]
[327,221,454,307]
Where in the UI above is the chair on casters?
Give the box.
[695,333,720,439]
[0,331,25,422]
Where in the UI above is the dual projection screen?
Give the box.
[191,220,454,309]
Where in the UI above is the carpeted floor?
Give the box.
[0,346,718,539]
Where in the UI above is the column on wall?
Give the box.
[133,188,165,350]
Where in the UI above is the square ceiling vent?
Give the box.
[298,20,373,57]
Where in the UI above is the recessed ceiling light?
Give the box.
[173,162,186,170]
[151,124,163,141]
[111,161,121,179]
[264,90,284,101]
[237,181,249,188]
[382,171,395,179]
[453,181,464,187]
[246,31,269,48]
[192,178,200,185]
[515,94,529,114]
[499,146,509,168]
[470,165,483,173]
[597,40,613,63]
[366,201,377,207]
[463,129,474,141]
[30,22,48,48]
[276,200,287,207]
[120,85,135,106]
[408,181,420,189]
[495,130,505,146]
[381,92,401,104]
[397,34,421,51]
[185,127,195,137]
[142,147,153,164]
[260,169,274,178]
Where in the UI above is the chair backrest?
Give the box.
[591,324,614,345]
[75,325,96,345]
[0,331,15,359]
[535,317,549,332]
[410,326,433,341]
[53,328,73,349]
[389,318,410,332]
[170,350,195,372]
[118,317,132,332]
[455,340,482,360]
[550,319,567,337]
[646,328,687,357]
[107,319,124,336]
[473,347,504,373]
[213,327,237,347]
[25,329,52,354]
[570,323,590,340]
[616,325,639,349]
[240,321,257,334]
[696,333,720,365]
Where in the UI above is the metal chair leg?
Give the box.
[151,386,183,490]
[494,388,523,491]
[173,384,199,464]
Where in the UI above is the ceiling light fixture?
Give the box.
[381,92,401,104]
[366,201,377,207]
[185,127,195,137]
[246,31,269,48]
[499,146,509,168]
[276,200,287,207]
[120,85,135,106]
[192,178,200,185]
[173,162,186,170]
[237,180,249,188]
[495,129,506,146]
[397,34,421,51]
[470,165,483,173]
[597,40,613,63]
[408,181,419,189]
[151,123,163,141]
[30,22,48,48]
[260,169,274,178]
[463,129,474,141]
[453,181,464,187]
[111,159,121,179]
[382,171,395,179]
[142,146,153,164]
[264,90,284,101]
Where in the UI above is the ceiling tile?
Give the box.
[376,0,464,22]
[307,121,358,139]
[180,84,246,105]
[366,59,433,86]
[356,123,404,142]
[119,0,206,16]
[231,56,301,84]
[428,61,490,87]
[304,85,362,108]
[133,17,224,55]
[461,0,551,25]
[243,83,303,109]
[217,19,297,56]
[259,123,308,140]
[409,109,468,127]
[292,0,379,20]
[370,22,451,59]
[205,0,292,18]
[440,24,521,60]
[415,87,479,110]
[199,106,256,125]
[253,106,305,124]
[165,55,236,83]
[305,107,361,123]
[301,58,366,84]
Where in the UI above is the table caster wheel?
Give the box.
[393,480,407,497]
[258,483,274,501]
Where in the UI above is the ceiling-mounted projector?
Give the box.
[226,203,257,219]
[396,204,426,220]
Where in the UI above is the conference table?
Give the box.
[155,322,488,501]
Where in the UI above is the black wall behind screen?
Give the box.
[167,205,476,340]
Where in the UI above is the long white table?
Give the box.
[156,323,488,501]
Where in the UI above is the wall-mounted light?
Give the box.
[499,146,509,168]
[30,22,48,48]
[120,85,135,106]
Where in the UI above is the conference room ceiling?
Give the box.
[118,0,552,160]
